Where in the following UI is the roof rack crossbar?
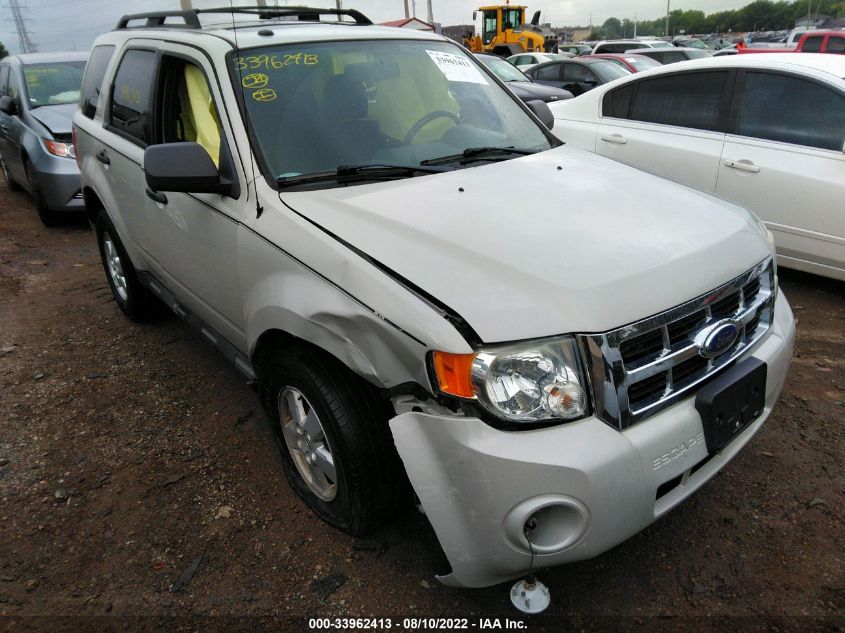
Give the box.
[115,11,202,31]
[196,6,372,26]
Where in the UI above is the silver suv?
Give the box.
[74,7,795,589]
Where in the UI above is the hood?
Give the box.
[28,103,76,136]
[281,146,770,344]
[508,80,573,102]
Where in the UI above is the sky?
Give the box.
[1,0,758,54]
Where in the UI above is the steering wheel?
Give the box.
[403,110,460,145]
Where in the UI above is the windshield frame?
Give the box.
[225,37,561,192]
[22,60,86,108]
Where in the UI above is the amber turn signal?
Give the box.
[432,351,476,398]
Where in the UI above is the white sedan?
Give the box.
[507,51,573,71]
[550,53,845,281]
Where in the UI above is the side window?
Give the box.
[563,64,593,82]
[737,72,845,151]
[0,66,8,98]
[827,36,845,54]
[602,83,635,118]
[158,56,222,166]
[628,71,729,132]
[7,68,20,100]
[535,64,561,81]
[802,36,823,52]
[109,49,156,146]
[80,45,115,119]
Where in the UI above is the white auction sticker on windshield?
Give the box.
[426,50,488,84]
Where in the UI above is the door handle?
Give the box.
[96,149,110,165]
[724,159,760,174]
[145,187,168,205]
[600,133,628,145]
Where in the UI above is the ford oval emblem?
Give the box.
[699,320,740,359]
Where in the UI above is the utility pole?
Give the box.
[180,0,192,9]
[7,0,36,53]
[666,0,670,37]
[426,0,433,25]
[403,0,409,19]
[634,13,637,38]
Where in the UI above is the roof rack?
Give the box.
[114,6,372,31]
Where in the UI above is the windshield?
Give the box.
[685,49,714,59]
[232,40,552,185]
[589,61,633,82]
[480,56,528,82]
[23,61,86,107]
[625,56,663,71]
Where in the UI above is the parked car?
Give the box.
[74,7,794,589]
[636,38,673,48]
[592,39,647,54]
[477,53,573,102]
[736,30,845,54]
[625,47,714,63]
[558,43,592,56]
[506,51,573,71]
[0,52,87,225]
[549,53,845,281]
[524,58,631,96]
[583,53,663,73]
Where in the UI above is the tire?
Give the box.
[94,210,156,322]
[260,344,409,536]
[24,158,59,226]
[0,153,21,191]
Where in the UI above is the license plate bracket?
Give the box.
[695,358,767,454]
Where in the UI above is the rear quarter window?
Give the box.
[827,36,845,54]
[80,45,115,119]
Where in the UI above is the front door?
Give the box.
[141,46,247,348]
[596,70,731,192]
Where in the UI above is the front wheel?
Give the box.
[25,158,59,226]
[261,344,409,535]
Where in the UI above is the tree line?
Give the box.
[589,0,845,39]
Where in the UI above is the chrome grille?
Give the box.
[580,258,776,430]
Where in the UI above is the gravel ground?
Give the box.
[0,182,843,633]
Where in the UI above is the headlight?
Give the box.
[42,138,75,159]
[432,336,590,425]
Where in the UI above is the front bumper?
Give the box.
[390,294,794,588]
[30,150,83,212]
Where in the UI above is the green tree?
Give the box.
[0,42,8,60]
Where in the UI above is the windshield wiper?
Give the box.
[420,146,538,167]
[276,163,452,188]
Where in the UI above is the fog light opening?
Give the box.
[503,495,590,556]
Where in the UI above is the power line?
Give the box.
[5,0,36,53]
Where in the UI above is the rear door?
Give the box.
[529,62,563,88]
[99,47,159,253]
[717,70,845,279]
[561,63,599,96]
[0,64,14,178]
[596,69,732,191]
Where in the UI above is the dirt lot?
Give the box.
[0,182,843,633]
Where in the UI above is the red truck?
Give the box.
[738,30,845,54]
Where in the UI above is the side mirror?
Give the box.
[525,99,554,130]
[144,142,235,196]
[0,95,17,116]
